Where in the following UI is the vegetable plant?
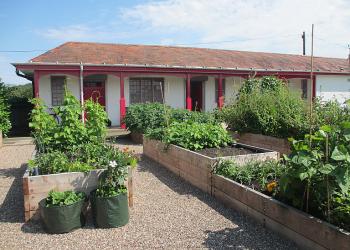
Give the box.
[161,121,233,150]
[45,190,86,207]
[214,160,284,194]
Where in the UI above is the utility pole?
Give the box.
[302,31,306,55]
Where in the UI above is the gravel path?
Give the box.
[0,142,298,249]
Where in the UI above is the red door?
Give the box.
[83,81,105,106]
[191,81,203,111]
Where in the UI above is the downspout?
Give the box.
[80,63,85,122]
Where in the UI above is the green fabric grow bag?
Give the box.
[39,198,86,234]
[91,191,129,228]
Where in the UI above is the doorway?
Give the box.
[83,81,106,107]
[190,81,203,111]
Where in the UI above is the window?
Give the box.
[51,76,65,106]
[129,78,164,104]
[301,79,308,99]
[215,78,226,102]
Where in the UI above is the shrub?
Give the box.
[162,121,233,150]
[313,98,350,129]
[220,76,309,138]
[0,80,11,135]
[214,160,284,194]
[45,190,86,207]
[124,103,217,134]
[123,102,168,133]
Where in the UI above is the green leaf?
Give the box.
[331,147,347,161]
[319,164,335,174]
[299,172,308,181]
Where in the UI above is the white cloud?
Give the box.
[39,25,94,40]
[123,0,350,58]
[37,24,133,43]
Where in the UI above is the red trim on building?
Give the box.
[119,72,126,129]
[33,71,40,98]
[217,74,224,109]
[186,74,192,110]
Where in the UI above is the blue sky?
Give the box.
[1,0,349,84]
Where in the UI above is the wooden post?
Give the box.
[186,73,192,110]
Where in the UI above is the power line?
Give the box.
[169,34,297,46]
[0,49,48,53]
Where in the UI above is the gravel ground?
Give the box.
[0,142,298,250]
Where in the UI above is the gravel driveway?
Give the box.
[0,142,297,249]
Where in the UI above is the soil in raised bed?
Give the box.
[195,144,258,158]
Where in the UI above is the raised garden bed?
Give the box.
[130,131,143,144]
[143,138,350,249]
[232,132,291,156]
[212,174,350,250]
[23,167,135,222]
[143,138,278,194]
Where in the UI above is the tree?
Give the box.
[0,78,11,136]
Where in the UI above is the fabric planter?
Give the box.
[91,191,129,228]
[39,198,86,234]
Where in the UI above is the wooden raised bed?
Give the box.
[143,138,279,194]
[23,167,135,222]
[130,131,143,144]
[232,132,291,156]
[143,138,350,249]
[212,175,350,250]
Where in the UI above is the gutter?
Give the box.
[12,62,350,75]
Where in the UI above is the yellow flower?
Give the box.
[266,181,278,192]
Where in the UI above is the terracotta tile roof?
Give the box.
[30,42,350,73]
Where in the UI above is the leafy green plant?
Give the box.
[214,160,284,194]
[29,151,69,175]
[45,190,86,207]
[52,90,87,151]
[220,76,308,138]
[161,121,233,150]
[29,98,58,153]
[96,161,129,198]
[0,80,12,136]
[124,102,169,133]
[85,99,108,143]
[280,122,350,222]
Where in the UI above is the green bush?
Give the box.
[214,160,284,194]
[0,80,11,135]
[123,102,168,133]
[220,76,309,138]
[313,98,350,129]
[162,121,232,150]
[124,103,217,134]
[45,190,86,207]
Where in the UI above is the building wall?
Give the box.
[316,75,350,103]
[39,74,80,107]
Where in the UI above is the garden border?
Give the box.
[232,132,291,155]
[23,167,135,222]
